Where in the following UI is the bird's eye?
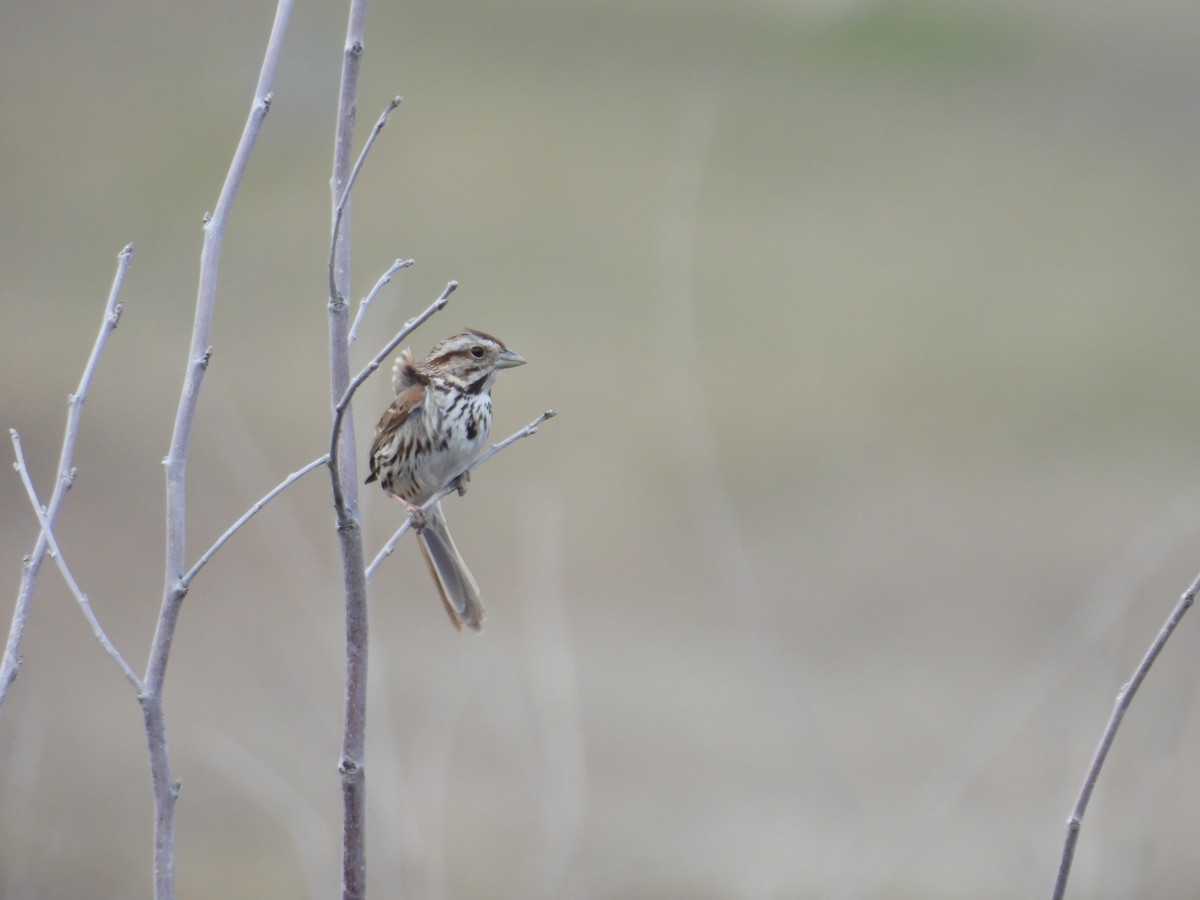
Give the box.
[470,346,485,359]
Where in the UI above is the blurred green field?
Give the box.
[4,0,1200,897]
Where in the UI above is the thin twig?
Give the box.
[327,96,403,310]
[365,410,558,582]
[182,453,330,588]
[1050,574,1199,900]
[329,281,456,523]
[10,431,142,691]
[0,242,132,711]
[347,257,414,347]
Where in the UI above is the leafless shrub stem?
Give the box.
[140,3,294,897]
[0,243,132,710]
[326,5,372,897]
[183,453,331,588]
[348,257,415,347]
[329,96,403,309]
[9,431,141,690]
[1051,574,1199,899]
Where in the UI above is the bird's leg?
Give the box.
[396,497,426,532]
[451,470,470,497]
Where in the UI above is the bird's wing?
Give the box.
[365,380,426,484]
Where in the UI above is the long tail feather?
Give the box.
[417,503,484,631]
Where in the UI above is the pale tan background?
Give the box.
[4,0,1200,897]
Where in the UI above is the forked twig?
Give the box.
[10,431,142,691]
[1050,574,1198,899]
[0,242,132,710]
[327,96,403,309]
[365,410,558,582]
[348,257,415,347]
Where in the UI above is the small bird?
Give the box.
[366,329,526,631]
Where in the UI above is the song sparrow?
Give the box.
[366,329,526,631]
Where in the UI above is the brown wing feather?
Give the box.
[365,381,426,484]
[366,351,430,485]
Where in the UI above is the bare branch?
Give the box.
[0,242,132,711]
[328,96,404,304]
[153,0,290,691]
[142,3,295,897]
[327,7,372,899]
[9,431,143,690]
[329,280,456,524]
[347,257,415,347]
[182,453,330,588]
[365,410,557,582]
[1050,574,1199,899]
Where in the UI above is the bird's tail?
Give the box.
[417,502,484,632]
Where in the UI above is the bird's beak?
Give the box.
[496,347,527,369]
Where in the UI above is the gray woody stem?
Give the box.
[142,3,293,898]
[9,431,142,690]
[1050,574,1198,899]
[182,453,330,588]
[365,410,558,582]
[347,257,415,347]
[327,3,371,898]
[329,96,403,311]
[0,243,132,711]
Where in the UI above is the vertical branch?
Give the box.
[0,243,132,711]
[140,3,294,898]
[327,3,371,899]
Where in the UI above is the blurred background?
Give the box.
[3,0,1200,896]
